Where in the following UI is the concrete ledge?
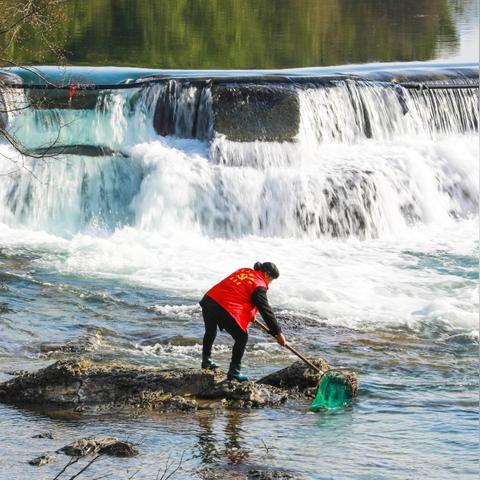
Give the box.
[26,89,102,110]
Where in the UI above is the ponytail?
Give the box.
[253,261,280,279]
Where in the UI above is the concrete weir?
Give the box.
[1,64,478,144]
[26,88,104,110]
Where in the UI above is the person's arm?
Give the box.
[251,287,286,345]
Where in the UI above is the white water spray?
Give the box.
[0,68,477,334]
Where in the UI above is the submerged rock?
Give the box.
[58,436,138,458]
[38,331,106,356]
[198,466,306,480]
[0,357,357,412]
[4,369,29,377]
[29,454,56,466]
[247,469,298,479]
[32,432,54,439]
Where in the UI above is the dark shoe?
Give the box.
[227,368,249,382]
[201,357,219,369]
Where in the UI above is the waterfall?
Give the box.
[0,67,478,239]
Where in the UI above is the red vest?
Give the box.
[206,268,268,332]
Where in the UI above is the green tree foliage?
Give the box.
[1,0,461,69]
[0,0,65,66]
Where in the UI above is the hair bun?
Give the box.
[253,262,263,271]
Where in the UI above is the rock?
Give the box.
[247,469,297,479]
[153,80,300,142]
[58,436,138,457]
[258,359,329,391]
[38,331,106,356]
[214,380,288,408]
[28,145,127,158]
[198,466,306,480]
[100,439,139,457]
[0,358,289,411]
[0,357,357,412]
[4,369,29,376]
[211,83,300,142]
[161,335,200,347]
[32,432,54,439]
[130,392,198,411]
[259,360,358,405]
[29,454,56,466]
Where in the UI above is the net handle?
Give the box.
[253,319,326,375]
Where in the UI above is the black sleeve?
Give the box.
[251,287,281,336]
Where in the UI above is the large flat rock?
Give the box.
[0,358,327,412]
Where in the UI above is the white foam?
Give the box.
[134,342,229,360]
[0,80,477,336]
[152,304,201,318]
[0,214,473,335]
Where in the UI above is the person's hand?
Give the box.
[275,333,287,346]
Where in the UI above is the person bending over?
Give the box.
[200,261,287,382]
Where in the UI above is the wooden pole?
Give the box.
[253,319,325,375]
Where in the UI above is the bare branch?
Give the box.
[0,0,70,179]
[156,451,187,480]
[67,454,103,480]
[127,469,141,480]
[52,457,80,480]
[92,474,113,480]
[0,0,37,36]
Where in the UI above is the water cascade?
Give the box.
[0,66,477,239]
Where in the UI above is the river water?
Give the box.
[0,2,479,480]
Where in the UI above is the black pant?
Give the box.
[200,296,248,370]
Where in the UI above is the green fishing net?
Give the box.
[310,370,354,411]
